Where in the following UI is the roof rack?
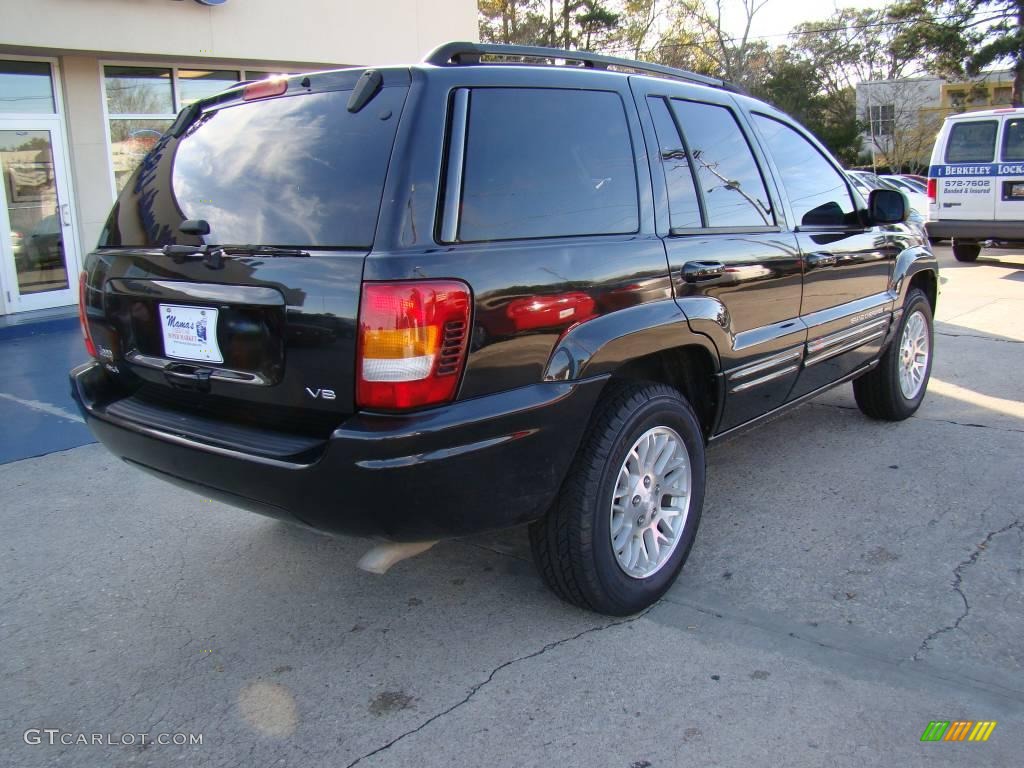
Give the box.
[423,41,743,94]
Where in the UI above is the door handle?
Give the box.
[163,365,213,393]
[683,261,725,283]
[60,203,71,227]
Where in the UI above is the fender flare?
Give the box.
[543,299,721,381]
[891,245,938,306]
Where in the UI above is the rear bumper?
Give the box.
[926,219,1024,242]
[71,362,605,541]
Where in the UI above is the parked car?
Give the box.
[882,174,926,194]
[72,42,938,615]
[848,172,928,238]
[850,170,930,217]
[24,214,64,269]
[10,229,25,265]
[926,107,1024,261]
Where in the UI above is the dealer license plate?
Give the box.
[159,304,223,363]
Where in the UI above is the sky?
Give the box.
[718,0,889,44]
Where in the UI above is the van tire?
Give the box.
[952,241,980,262]
[528,382,705,616]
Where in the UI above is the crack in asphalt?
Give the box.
[935,330,1023,345]
[913,520,1023,661]
[343,607,655,768]
[810,402,1024,434]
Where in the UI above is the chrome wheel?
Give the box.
[898,309,930,400]
[610,426,691,579]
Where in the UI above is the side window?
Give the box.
[646,96,702,229]
[455,88,638,242]
[670,99,773,227]
[1002,117,1024,161]
[945,120,997,163]
[751,114,855,228]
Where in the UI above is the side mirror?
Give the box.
[868,188,907,224]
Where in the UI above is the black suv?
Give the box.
[71,43,938,615]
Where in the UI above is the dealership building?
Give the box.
[0,0,476,319]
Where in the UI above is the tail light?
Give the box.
[78,271,97,358]
[927,178,937,202]
[356,281,471,410]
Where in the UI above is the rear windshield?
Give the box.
[100,86,407,249]
[944,120,997,163]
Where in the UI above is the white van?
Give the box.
[926,107,1024,261]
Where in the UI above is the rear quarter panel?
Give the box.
[368,66,675,399]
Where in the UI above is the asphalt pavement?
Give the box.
[1,245,1022,767]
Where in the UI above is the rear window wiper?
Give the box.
[219,245,311,258]
[162,243,310,269]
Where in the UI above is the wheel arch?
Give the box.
[544,300,721,439]
[908,269,937,313]
[892,245,939,310]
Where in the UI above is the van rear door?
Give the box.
[932,117,998,222]
[995,114,1024,223]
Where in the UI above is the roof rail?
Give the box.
[423,41,743,94]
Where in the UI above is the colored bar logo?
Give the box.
[921,721,997,742]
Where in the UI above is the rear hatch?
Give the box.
[83,68,410,440]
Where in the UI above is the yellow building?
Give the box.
[941,74,1015,113]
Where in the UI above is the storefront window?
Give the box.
[177,69,240,107]
[104,66,173,115]
[104,65,242,192]
[0,60,55,114]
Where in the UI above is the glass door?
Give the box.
[0,116,80,312]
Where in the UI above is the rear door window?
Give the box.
[455,88,638,242]
[945,120,997,163]
[669,99,773,228]
[646,96,702,229]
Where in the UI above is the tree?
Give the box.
[753,46,864,164]
[790,7,920,102]
[577,1,621,50]
[479,0,620,50]
[606,0,665,60]
[478,0,548,45]
[656,0,771,87]
[889,0,1024,105]
[771,6,934,167]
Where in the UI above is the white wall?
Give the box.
[856,77,942,157]
[0,0,478,67]
[59,56,117,255]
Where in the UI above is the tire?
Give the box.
[528,382,706,615]
[853,288,934,421]
[952,241,980,262]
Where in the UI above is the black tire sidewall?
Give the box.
[952,242,980,262]
[587,392,706,613]
[885,292,934,417]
